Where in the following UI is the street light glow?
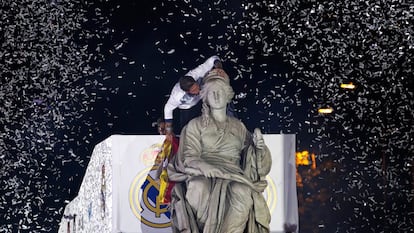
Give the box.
[340,83,356,89]
[318,107,334,114]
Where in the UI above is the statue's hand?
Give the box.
[253,128,265,151]
[201,164,224,178]
[185,167,202,176]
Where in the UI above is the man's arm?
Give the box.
[185,55,220,80]
[163,97,178,138]
[164,85,182,127]
[164,97,178,123]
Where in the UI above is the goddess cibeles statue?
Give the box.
[167,69,272,233]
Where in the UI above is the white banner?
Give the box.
[59,134,298,233]
[112,135,167,233]
[113,134,297,233]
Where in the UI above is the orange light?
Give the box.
[318,107,333,114]
[296,151,310,166]
[340,83,356,89]
[311,153,316,170]
[296,150,317,168]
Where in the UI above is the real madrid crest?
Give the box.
[129,143,172,232]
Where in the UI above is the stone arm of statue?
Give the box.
[253,128,272,178]
[185,163,226,178]
[243,128,272,182]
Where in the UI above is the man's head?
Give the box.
[179,76,200,95]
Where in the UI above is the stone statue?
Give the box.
[167,69,272,233]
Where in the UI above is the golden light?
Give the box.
[296,151,310,166]
[296,150,317,169]
[311,153,316,170]
[318,107,333,114]
[340,83,356,89]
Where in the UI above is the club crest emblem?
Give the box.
[129,143,172,231]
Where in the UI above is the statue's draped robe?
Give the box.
[167,116,272,233]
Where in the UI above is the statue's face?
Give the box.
[206,85,227,109]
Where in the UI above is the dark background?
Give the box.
[1,0,413,232]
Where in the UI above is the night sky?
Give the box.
[1,0,413,232]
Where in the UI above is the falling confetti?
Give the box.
[1,0,413,232]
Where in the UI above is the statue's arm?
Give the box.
[242,128,272,180]
[256,144,272,177]
[181,121,202,168]
[180,121,215,177]
[253,128,272,177]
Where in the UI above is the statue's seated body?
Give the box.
[167,70,272,233]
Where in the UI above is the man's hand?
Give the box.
[165,122,174,142]
[214,59,223,69]
[209,68,229,81]
[216,68,228,79]
[165,122,173,132]
[157,121,166,135]
[165,132,175,143]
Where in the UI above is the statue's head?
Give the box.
[203,68,230,84]
[201,69,234,105]
[200,70,235,127]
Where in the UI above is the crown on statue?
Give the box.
[203,68,230,85]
